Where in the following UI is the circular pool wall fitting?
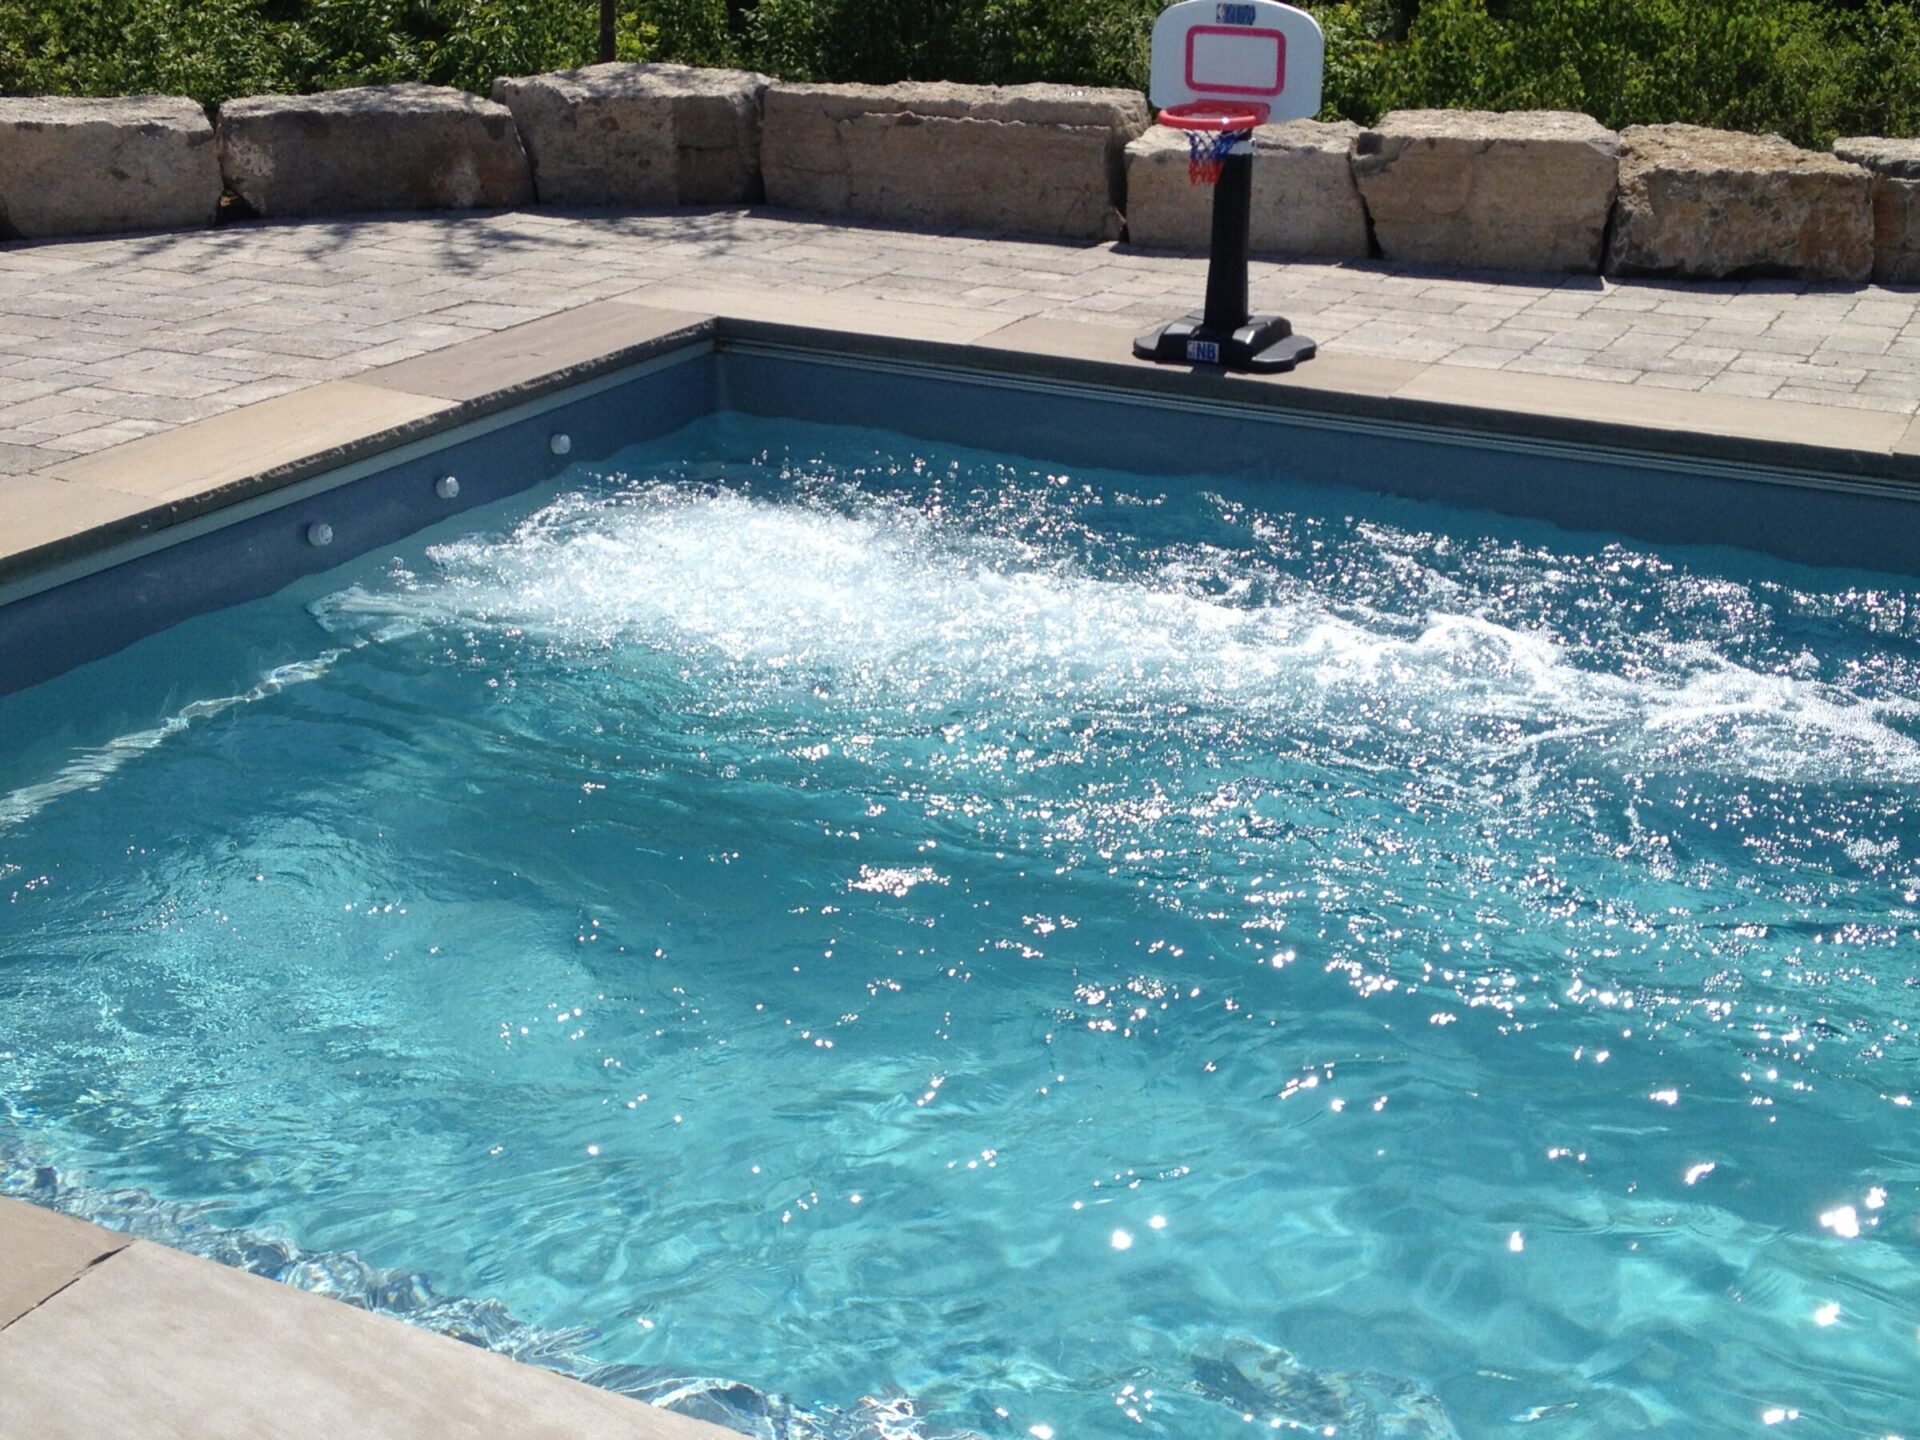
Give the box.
[436,475,461,500]
[306,522,334,548]
[549,433,573,456]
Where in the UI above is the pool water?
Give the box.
[2,414,1915,1440]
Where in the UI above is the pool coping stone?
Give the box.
[0,310,716,589]
[42,380,458,502]
[366,302,711,402]
[0,1196,732,1440]
[962,312,1920,474]
[613,280,1022,344]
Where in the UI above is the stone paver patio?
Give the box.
[2,204,1917,482]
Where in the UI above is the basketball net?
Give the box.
[1185,128,1249,186]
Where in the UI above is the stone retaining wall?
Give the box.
[1353,109,1619,273]
[762,82,1147,241]
[1610,125,1872,282]
[1833,137,1920,283]
[1124,120,1367,258]
[218,83,534,218]
[0,96,219,239]
[493,62,767,207]
[0,74,1913,289]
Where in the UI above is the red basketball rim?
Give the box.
[1159,99,1270,131]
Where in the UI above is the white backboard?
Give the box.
[1148,0,1325,121]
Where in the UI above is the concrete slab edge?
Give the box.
[0,1198,734,1440]
[0,1196,132,1332]
[0,1244,125,1334]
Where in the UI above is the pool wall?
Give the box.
[9,318,1920,696]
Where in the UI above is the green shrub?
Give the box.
[0,0,717,108]
[1347,0,1920,147]
[3,0,1920,147]
[635,0,737,68]
[0,0,288,104]
[1315,1,1395,123]
[750,0,1155,86]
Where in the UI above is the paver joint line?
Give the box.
[0,1243,129,1336]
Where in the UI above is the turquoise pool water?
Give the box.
[2,413,1915,1439]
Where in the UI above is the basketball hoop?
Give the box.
[1161,99,1270,186]
[1131,0,1322,374]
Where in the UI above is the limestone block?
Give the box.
[1609,124,1871,282]
[1351,109,1619,273]
[217,83,533,218]
[1833,137,1920,283]
[0,96,220,239]
[1124,120,1367,257]
[762,82,1148,240]
[492,62,768,207]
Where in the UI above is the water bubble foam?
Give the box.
[312,480,1920,788]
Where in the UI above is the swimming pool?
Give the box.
[2,353,1917,1439]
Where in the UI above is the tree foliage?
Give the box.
[1,0,1918,146]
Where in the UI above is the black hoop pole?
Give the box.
[1133,127,1316,374]
[1202,145,1254,331]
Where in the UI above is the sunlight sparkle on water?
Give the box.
[5,421,1920,1440]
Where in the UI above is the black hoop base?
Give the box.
[1132,145,1316,374]
[1132,312,1317,373]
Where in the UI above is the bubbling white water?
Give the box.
[312,481,1920,789]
